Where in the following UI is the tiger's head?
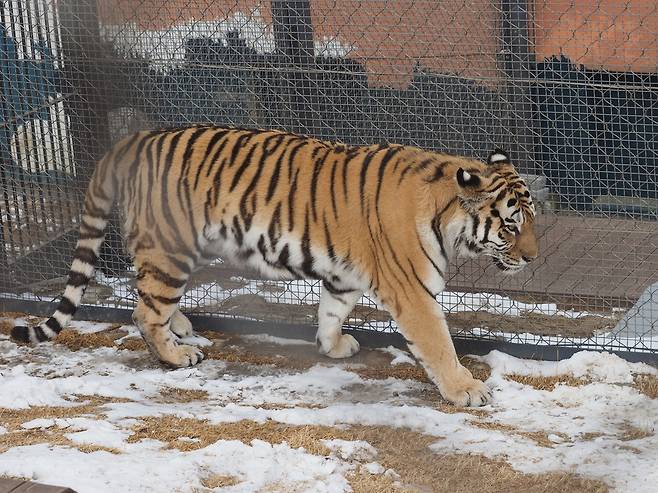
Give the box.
[449,149,538,273]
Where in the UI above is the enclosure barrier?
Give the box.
[1,0,656,361]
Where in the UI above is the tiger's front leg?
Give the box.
[379,284,491,407]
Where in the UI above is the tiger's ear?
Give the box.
[488,148,510,165]
[456,168,481,189]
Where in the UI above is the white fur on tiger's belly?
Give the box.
[203,222,366,288]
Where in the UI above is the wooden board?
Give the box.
[0,478,77,493]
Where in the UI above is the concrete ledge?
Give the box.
[1,297,655,364]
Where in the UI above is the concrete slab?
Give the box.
[612,281,658,339]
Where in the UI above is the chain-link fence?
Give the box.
[1,0,657,359]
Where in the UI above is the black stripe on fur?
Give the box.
[57,296,77,316]
[67,270,90,287]
[10,325,30,343]
[33,326,49,342]
[73,246,99,265]
[45,317,63,334]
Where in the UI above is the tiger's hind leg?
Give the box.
[316,285,363,359]
[132,255,204,368]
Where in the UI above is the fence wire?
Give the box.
[1,0,657,356]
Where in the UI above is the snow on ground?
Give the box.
[0,315,656,493]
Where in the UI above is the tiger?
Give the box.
[11,126,538,407]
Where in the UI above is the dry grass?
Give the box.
[0,318,13,336]
[619,423,654,442]
[351,364,431,383]
[127,416,336,456]
[633,373,658,399]
[392,452,607,493]
[118,337,148,351]
[54,325,143,352]
[54,328,118,350]
[354,423,605,493]
[126,416,607,493]
[347,471,402,493]
[433,402,491,418]
[1,321,144,353]
[0,475,32,482]
[0,427,121,455]
[196,330,229,341]
[350,356,491,385]
[200,474,240,489]
[0,400,103,432]
[471,420,570,448]
[618,445,642,454]
[505,374,589,391]
[0,395,129,454]
[202,344,295,368]
[0,312,624,492]
[580,432,605,441]
[157,387,209,403]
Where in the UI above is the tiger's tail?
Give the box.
[11,155,116,343]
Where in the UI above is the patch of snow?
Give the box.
[0,314,656,492]
[67,320,116,335]
[322,439,377,462]
[480,350,657,382]
[20,418,56,430]
[178,333,213,347]
[66,420,132,450]
[241,333,315,346]
[112,325,142,344]
[176,436,201,443]
[362,462,385,475]
[0,441,351,493]
[377,346,416,365]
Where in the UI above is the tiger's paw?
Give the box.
[163,344,205,368]
[321,334,360,359]
[170,310,194,338]
[442,377,492,407]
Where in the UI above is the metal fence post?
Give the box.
[57,0,130,274]
[271,0,317,135]
[500,0,537,173]
[0,167,10,290]
[57,0,110,184]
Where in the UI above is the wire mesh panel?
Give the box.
[0,0,656,357]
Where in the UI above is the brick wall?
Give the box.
[97,0,657,89]
[534,0,657,73]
